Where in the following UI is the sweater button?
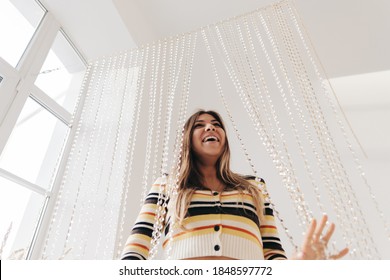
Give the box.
[214,225,220,231]
[214,245,220,251]
[213,191,219,196]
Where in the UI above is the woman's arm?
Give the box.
[120,178,167,260]
[260,201,288,260]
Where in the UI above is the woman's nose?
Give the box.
[205,124,216,131]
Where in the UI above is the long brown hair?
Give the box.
[170,109,264,228]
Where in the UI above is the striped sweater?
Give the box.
[120,176,287,260]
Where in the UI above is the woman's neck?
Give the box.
[196,164,224,192]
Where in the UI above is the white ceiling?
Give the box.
[40,0,390,78]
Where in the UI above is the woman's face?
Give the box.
[191,113,226,164]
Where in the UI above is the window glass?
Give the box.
[0,97,70,190]
[0,0,45,67]
[35,31,86,114]
[0,177,46,260]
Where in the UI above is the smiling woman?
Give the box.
[190,112,227,176]
[120,109,348,260]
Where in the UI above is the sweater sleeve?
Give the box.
[260,201,287,260]
[257,179,287,260]
[120,177,167,260]
[245,176,287,260]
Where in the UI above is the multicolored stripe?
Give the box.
[121,177,287,260]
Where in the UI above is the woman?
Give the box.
[121,109,348,260]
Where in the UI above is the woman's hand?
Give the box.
[293,215,349,260]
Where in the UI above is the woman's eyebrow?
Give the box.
[195,119,219,123]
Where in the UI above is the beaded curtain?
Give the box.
[40,0,388,259]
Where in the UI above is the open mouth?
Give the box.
[202,135,219,143]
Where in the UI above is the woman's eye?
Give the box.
[194,122,221,128]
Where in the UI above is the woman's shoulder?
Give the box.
[242,175,265,190]
[150,174,170,191]
[240,174,269,200]
[241,174,266,185]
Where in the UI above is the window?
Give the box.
[0,176,47,259]
[0,1,86,259]
[35,31,86,114]
[0,97,70,189]
[0,0,45,67]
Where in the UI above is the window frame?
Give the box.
[0,5,88,259]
